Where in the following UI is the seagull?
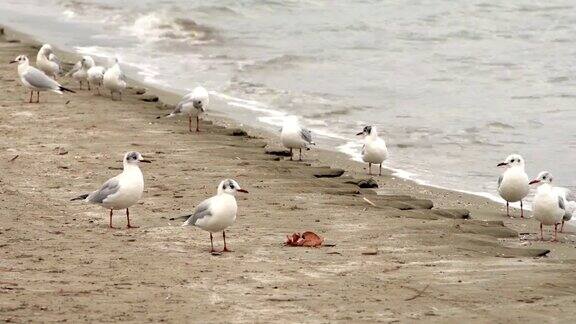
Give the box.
[554,187,576,233]
[36,44,60,79]
[87,65,106,95]
[10,55,74,103]
[68,56,95,90]
[530,171,565,241]
[497,154,529,218]
[71,152,151,229]
[280,116,314,161]
[103,58,127,100]
[182,179,248,253]
[166,86,210,132]
[356,125,389,176]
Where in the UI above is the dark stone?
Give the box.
[453,220,517,238]
[265,148,292,157]
[135,88,147,95]
[140,95,159,102]
[312,167,345,178]
[357,178,378,188]
[229,129,248,137]
[431,209,470,219]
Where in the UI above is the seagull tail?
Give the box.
[60,86,76,93]
[70,194,89,201]
[180,214,194,226]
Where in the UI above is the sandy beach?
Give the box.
[1,27,576,323]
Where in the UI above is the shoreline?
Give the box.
[1,22,513,206]
[2,26,576,322]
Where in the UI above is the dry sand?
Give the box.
[1,28,576,323]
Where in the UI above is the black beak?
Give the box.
[356,131,364,136]
[139,159,152,163]
[529,179,540,185]
[237,189,249,193]
[497,162,507,167]
[9,60,17,64]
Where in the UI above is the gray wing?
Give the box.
[87,178,120,204]
[187,198,213,225]
[66,61,82,76]
[300,128,313,144]
[49,54,61,65]
[23,68,59,90]
[558,195,565,210]
[497,175,503,188]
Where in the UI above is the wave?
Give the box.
[124,11,218,44]
[239,54,317,72]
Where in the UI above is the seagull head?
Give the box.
[81,56,95,69]
[497,154,524,168]
[9,55,28,65]
[123,151,151,165]
[529,171,552,186]
[192,99,204,110]
[39,44,53,56]
[356,125,374,136]
[218,179,248,196]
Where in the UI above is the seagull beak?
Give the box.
[497,162,508,167]
[529,179,540,185]
[356,131,364,136]
[9,60,17,64]
[139,159,152,163]
[237,188,249,193]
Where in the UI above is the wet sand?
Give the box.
[1,28,576,323]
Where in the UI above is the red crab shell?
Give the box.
[285,231,324,247]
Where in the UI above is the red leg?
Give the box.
[520,200,524,218]
[109,209,116,229]
[209,233,217,253]
[196,116,200,132]
[222,231,233,252]
[299,148,302,161]
[552,224,558,242]
[126,208,139,229]
[289,148,293,161]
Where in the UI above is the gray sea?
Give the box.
[2,0,575,203]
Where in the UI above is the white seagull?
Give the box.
[10,55,74,103]
[554,187,576,233]
[71,151,151,229]
[167,86,210,132]
[68,56,95,90]
[36,44,60,79]
[530,171,565,241]
[103,58,127,100]
[87,65,106,95]
[182,179,248,253]
[356,125,389,176]
[497,154,530,218]
[280,116,314,161]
